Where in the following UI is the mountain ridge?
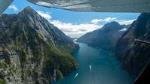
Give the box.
[115,13,150,77]
[77,21,127,51]
[0,7,78,84]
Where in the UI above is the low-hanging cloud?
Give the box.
[8,5,18,11]
[37,11,52,20]
[37,10,135,38]
[91,17,117,24]
[51,20,101,38]
[91,17,135,25]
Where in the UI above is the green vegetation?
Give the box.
[0,7,78,84]
[0,79,5,84]
[56,69,64,80]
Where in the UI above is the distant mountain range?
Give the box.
[0,6,149,84]
[78,13,150,79]
[116,13,150,77]
[77,21,128,51]
[0,7,78,84]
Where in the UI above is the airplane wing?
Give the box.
[0,0,150,14]
[27,0,150,12]
[0,0,14,14]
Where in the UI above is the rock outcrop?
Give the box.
[116,13,150,77]
[0,7,78,84]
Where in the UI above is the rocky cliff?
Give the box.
[77,21,126,51]
[116,13,150,77]
[0,7,78,84]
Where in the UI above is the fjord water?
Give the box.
[56,43,133,84]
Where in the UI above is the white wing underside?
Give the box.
[0,0,150,14]
[28,0,150,12]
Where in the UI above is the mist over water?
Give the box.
[55,43,134,84]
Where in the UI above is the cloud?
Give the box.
[104,17,117,22]
[37,11,52,20]
[35,10,135,38]
[36,10,101,38]
[51,20,102,38]
[91,17,117,24]
[8,5,18,11]
[36,1,51,6]
[91,17,134,25]
[50,18,134,38]
[91,19,103,24]
[117,19,135,25]
[119,28,127,32]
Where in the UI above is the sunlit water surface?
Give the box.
[55,43,134,84]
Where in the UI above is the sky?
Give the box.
[3,0,140,38]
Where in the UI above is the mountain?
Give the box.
[0,7,78,84]
[116,13,150,77]
[77,21,126,51]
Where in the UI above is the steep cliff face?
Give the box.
[0,7,78,84]
[77,21,126,51]
[116,13,150,77]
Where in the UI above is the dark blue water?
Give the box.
[55,43,134,84]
